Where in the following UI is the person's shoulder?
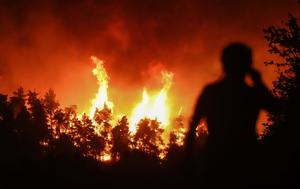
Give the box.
[205,80,224,90]
[201,80,223,94]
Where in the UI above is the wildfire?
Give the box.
[129,72,174,133]
[86,56,174,134]
[88,56,113,119]
[79,56,183,161]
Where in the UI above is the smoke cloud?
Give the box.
[0,0,298,128]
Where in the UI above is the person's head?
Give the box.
[221,43,252,79]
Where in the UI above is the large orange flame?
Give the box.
[88,56,113,118]
[80,57,181,161]
[129,71,174,133]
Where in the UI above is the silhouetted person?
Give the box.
[185,43,279,186]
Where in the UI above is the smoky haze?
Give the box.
[0,0,299,128]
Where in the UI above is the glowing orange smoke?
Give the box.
[129,71,174,133]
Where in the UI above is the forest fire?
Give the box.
[79,56,183,161]
[86,56,174,135]
[0,1,298,187]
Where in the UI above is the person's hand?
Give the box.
[248,68,262,85]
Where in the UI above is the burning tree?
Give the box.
[94,106,113,161]
[43,89,60,127]
[76,56,184,161]
[111,116,131,161]
[133,119,165,158]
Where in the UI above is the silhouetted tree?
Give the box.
[76,114,94,152]
[262,12,300,185]
[0,94,8,123]
[0,93,20,171]
[263,13,300,128]
[8,88,36,159]
[43,89,59,128]
[166,116,186,163]
[134,118,164,157]
[170,115,186,146]
[88,132,106,160]
[49,133,80,157]
[94,105,113,160]
[94,104,112,126]
[27,91,49,142]
[9,87,30,126]
[63,105,78,133]
[111,116,130,161]
[52,108,66,137]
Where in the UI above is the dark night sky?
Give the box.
[0,0,299,130]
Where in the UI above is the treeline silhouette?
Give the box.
[260,13,300,187]
[0,87,208,187]
[0,14,299,188]
[0,87,211,188]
